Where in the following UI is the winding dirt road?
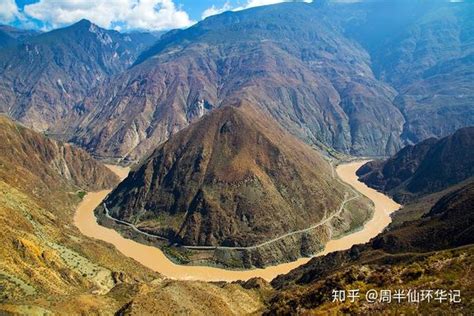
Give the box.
[74,161,400,282]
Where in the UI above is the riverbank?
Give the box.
[74,161,401,282]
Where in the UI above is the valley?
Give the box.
[74,161,400,282]
[0,0,472,313]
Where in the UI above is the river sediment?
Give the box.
[74,161,401,282]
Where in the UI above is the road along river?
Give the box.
[74,161,401,282]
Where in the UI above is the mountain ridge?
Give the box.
[0,20,158,133]
[71,2,405,160]
[357,126,474,203]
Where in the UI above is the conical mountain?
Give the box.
[103,105,371,258]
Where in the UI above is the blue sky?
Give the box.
[1,0,312,32]
[177,0,235,20]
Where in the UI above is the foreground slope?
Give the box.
[0,116,267,314]
[357,127,474,202]
[0,115,138,301]
[263,126,474,314]
[101,105,372,267]
[266,176,474,315]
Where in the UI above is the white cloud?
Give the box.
[23,0,194,31]
[0,0,21,23]
[244,0,309,9]
[237,0,313,10]
[202,2,232,19]
[202,0,313,19]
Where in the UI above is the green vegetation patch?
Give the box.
[77,191,86,200]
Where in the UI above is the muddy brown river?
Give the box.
[74,161,400,282]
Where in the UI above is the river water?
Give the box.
[74,161,400,282]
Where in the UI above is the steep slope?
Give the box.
[1,1,471,162]
[0,115,140,303]
[357,127,474,203]
[337,0,474,144]
[0,115,119,200]
[71,1,474,161]
[72,2,404,160]
[389,4,474,144]
[100,105,372,267]
[0,25,38,49]
[0,115,267,314]
[0,19,157,132]
[267,179,474,314]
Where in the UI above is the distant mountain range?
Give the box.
[0,20,158,132]
[357,126,474,202]
[0,1,472,161]
[71,2,404,159]
[0,25,39,49]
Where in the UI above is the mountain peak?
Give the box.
[67,19,103,33]
[74,18,93,28]
[99,104,371,267]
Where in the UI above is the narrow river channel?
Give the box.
[74,161,401,282]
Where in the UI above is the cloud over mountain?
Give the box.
[21,0,194,31]
[0,0,22,23]
[202,0,313,19]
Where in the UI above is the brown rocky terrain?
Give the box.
[0,20,157,133]
[0,115,119,198]
[357,127,474,203]
[0,1,472,314]
[0,115,268,315]
[265,179,474,315]
[100,104,372,268]
[71,2,404,160]
[262,126,474,314]
[0,112,472,315]
[70,1,474,162]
